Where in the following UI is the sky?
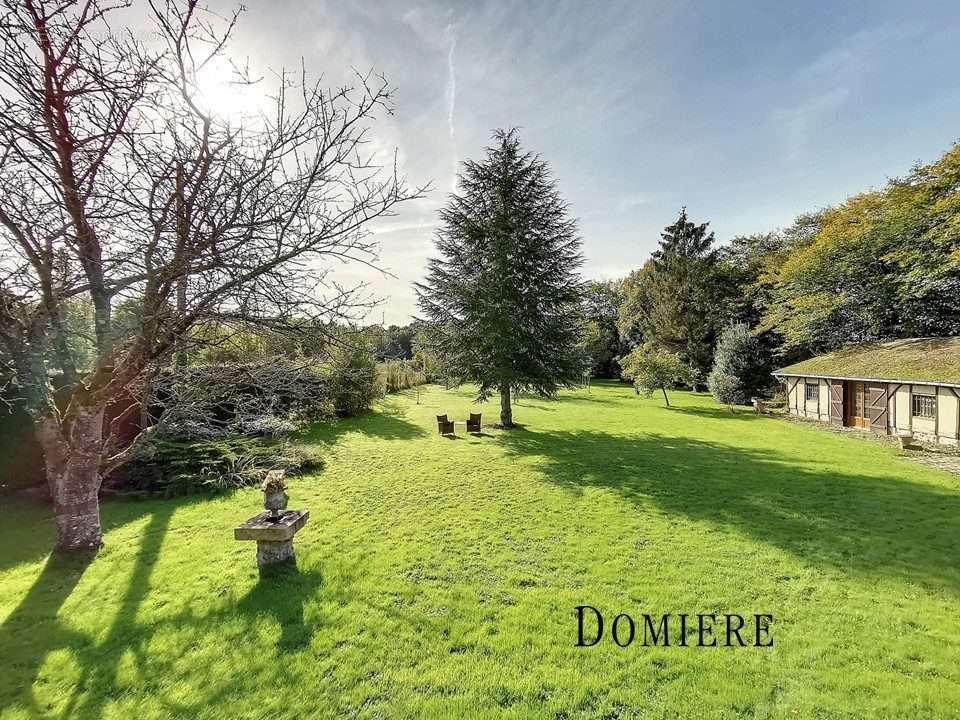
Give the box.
[200,0,960,324]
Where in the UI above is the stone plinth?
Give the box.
[235,509,309,568]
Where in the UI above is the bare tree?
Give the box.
[0,0,425,551]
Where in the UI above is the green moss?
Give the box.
[775,336,960,383]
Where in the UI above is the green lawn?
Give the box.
[2,382,959,719]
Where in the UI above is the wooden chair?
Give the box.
[466,413,482,433]
[436,414,455,435]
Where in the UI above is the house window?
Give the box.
[805,382,819,402]
[912,393,936,419]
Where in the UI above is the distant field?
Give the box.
[2,382,959,719]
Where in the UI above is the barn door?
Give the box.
[829,381,844,425]
[867,384,888,433]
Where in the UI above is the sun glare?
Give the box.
[192,57,266,121]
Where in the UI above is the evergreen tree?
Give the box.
[582,280,627,379]
[619,208,729,387]
[415,129,585,427]
[707,323,771,404]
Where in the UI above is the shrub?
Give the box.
[326,345,379,416]
[708,324,770,405]
[376,360,427,394]
[705,371,740,405]
[118,436,323,496]
[150,361,333,438]
[619,343,695,406]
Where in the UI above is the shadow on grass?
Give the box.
[0,551,92,715]
[238,565,324,652]
[666,405,759,421]
[501,428,960,594]
[0,495,328,718]
[0,498,177,718]
[301,404,427,446]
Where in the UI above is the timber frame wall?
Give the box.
[778,374,960,446]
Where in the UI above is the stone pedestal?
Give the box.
[235,509,309,569]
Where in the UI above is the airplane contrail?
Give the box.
[446,23,457,191]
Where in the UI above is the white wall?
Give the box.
[937,386,959,445]
[886,384,958,445]
[787,377,830,421]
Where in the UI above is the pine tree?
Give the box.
[621,208,728,387]
[415,129,585,427]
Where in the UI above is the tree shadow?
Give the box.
[0,552,92,716]
[55,503,177,720]
[0,498,177,718]
[500,428,960,594]
[666,405,759,421]
[570,394,623,406]
[300,404,426,446]
[2,494,343,718]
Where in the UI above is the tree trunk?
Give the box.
[661,387,670,407]
[37,410,106,552]
[500,383,513,428]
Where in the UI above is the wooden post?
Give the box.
[908,385,913,433]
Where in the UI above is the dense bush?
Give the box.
[117,437,323,496]
[708,323,770,404]
[377,360,426,393]
[111,361,333,495]
[150,361,333,438]
[327,346,379,416]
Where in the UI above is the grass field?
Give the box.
[2,382,959,719]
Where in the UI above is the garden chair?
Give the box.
[436,414,455,435]
[466,413,482,433]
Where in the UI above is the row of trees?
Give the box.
[578,141,960,404]
[415,134,960,419]
[413,130,773,417]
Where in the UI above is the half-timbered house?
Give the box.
[773,337,960,445]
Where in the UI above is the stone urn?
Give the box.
[261,469,289,520]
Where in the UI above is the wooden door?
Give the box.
[829,381,844,425]
[867,384,888,433]
[845,382,870,428]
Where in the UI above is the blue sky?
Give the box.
[224,0,960,324]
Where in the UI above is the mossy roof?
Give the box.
[774,337,960,386]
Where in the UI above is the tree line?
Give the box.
[419,135,960,410]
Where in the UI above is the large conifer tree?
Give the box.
[620,208,728,386]
[415,129,585,427]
